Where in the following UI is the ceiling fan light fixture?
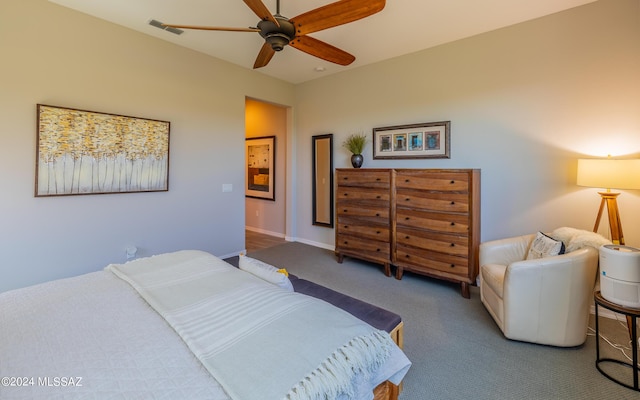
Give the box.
[265,33,291,51]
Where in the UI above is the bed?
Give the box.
[0,250,410,400]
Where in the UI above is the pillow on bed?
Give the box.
[526,232,566,260]
[238,254,294,291]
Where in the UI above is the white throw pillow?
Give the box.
[526,232,566,260]
[238,254,294,291]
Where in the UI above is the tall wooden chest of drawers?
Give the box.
[335,169,393,277]
[394,169,480,298]
[335,168,480,298]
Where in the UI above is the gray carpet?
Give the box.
[231,242,640,400]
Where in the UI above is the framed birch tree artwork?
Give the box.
[35,104,170,197]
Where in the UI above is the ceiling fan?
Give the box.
[162,0,385,69]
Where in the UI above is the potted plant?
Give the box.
[342,133,368,168]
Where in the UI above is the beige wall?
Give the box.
[2,0,639,292]
[294,0,640,248]
[0,0,294,292]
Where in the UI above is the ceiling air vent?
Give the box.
[148,19,183,35]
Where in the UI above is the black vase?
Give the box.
[350,154,364,168]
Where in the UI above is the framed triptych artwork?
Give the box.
[373,121,450,160]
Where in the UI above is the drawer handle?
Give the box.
[405,198,411,202]
[344,209,348,212]
[343,241,348,245]
[376,248,381,252]
[451,201,455,205]
[343,177,349,180]
[405,235,410,239]
[405,217,410,220]
[405,255,410,258]
[375,213,380,217]
[377,231,381,234]
[450,243,455,247]
[405,179,410,183]
[450,180,455,184]
[376,195,381,199]
[376,178,381,181]
[450,264,455,268]
[450,222,455,226]
[343,193,348,196]
[343,225,348,229]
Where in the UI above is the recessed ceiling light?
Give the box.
[314,66,326,72]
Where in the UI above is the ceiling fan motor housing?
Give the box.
[258,16,295,51]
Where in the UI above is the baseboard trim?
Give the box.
[291,237,335,251]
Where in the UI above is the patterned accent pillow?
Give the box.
[526,232,566,260]
[238,254,294,291]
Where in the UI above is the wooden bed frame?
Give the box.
[374,321,404,400]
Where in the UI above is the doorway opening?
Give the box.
[244,97,289,252]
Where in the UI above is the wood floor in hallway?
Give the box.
[245,230,287,253]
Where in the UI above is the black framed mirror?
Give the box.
[312,134,334,227]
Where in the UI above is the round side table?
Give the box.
[594,290,640,391]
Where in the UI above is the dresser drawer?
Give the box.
[396,190,469,213]
[396,244,469,277]
[396,209,469,234]
[337,186,390,203]
[337,169,390,188]
[396,227,469,257]
[336,235,390,261]
[337,221,390,242]
[396,170,469,192]
[337,204,389,222]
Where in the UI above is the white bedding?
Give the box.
[0,252,410,400]
[0,270,227,400]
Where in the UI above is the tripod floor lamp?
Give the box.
[577,158,640,245]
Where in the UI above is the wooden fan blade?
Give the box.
[290,0,385,36]
[253,42,276,69]
[243,0,279,27]
[290,35,355,66]
[162,23,259,32]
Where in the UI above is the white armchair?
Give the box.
[479,228,609,347]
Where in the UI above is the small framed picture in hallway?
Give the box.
[245,135,275,201]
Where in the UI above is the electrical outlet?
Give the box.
[125,246,137,260]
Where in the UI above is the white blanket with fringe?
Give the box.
[551,226,612,252]
[106,250,403,400]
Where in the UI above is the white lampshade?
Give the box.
[577,158,640,190]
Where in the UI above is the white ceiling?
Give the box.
[49,0,596,84]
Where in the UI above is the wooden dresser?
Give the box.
[335,169,393,277]
[335,168,481,298]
